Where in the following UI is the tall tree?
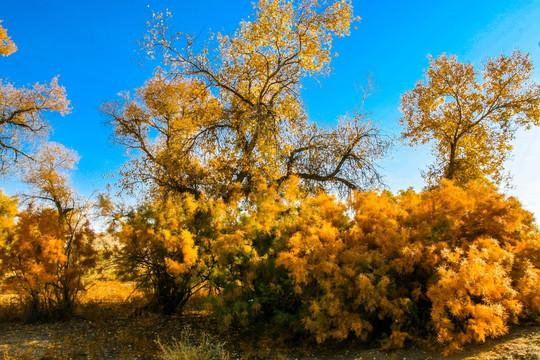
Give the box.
[1,143,97,320]
[0,22,70,174]
[103,0,388,199]
[400,50,540,186]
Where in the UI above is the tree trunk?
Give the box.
[446,142,457,180]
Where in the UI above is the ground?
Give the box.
[0,282,538,360]
[0,313,538,359]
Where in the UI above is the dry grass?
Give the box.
[158,327,230,360]
[77,280,145,320]
[82,280,140,304]
[0,292,21,322]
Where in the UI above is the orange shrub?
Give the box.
[278,180,540,352]
[0,202,96,321]
[110,193,226,314]
[279,190,418,347]
[427,237,522,354]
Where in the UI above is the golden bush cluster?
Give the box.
[278,180,540,352]
[105,178,540,353]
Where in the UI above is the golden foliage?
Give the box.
[110,193,218,314]
[0,22,17,56]
[428,237,522,354]
[0,190,17,231]
[400,51,540,186]
[278,180,540,351]
[0,205,96,321]
[104,0,386,199]
[0,22,70,173]
[279,189,414,345]
[0,145,97,321]
[0,74,70,174]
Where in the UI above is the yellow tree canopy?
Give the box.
[104,0,388,199]
[0,22,70,174]
[400,50,540,186]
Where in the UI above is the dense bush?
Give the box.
[101,179,540,353]
[207,178,305,334]
[110,178,305,324]
[277,180,540,352]
[110,194,220,314]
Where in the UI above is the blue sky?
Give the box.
[1,0,540,217]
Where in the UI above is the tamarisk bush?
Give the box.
[278,180,540,351]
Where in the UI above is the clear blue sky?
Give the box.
[1,0,540,216]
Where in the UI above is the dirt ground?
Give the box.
[0,312,538,360]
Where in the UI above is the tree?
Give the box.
[400,50,540,186]
[0,22,70,174]
[207,177,307,331]
[22,145,98,309]
[103,0,388,199]
[0,144,97,321]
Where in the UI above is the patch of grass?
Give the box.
[158,327,230,360]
